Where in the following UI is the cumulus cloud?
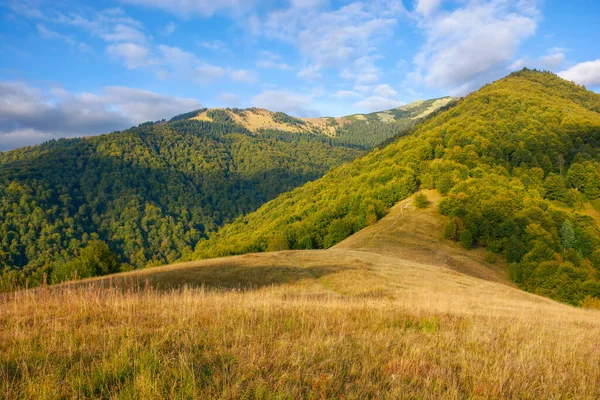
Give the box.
[107,43,155,69]
[353,84,403,112]
[509,48,566,71]
[158,45,225,85]
[252,90,319,117]
[559,60,600,87]
[257,1,403,82]
[354,96,403,112]
[415,0,443,17]
[297,65,322,81]
[331,90,360,99]
[256,51,292,71]
[412,0,540,94]
[229,69,259,83]
[0,81,201,150]
[120,0,257,17]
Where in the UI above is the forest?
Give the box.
[0,115,367,288]
[193,69,600,305]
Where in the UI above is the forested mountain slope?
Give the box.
[0,117,363,287]
[181,98,457,150]
[194,69,600,305]
[0,98,452,289]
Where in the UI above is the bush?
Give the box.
[414,193,429,208]
[459,229,474,249]
[484,251,497,263]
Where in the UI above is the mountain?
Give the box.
[193,69,600,305]
[0,99,448,288]
[342,96,457,122]
[174,98,457,150]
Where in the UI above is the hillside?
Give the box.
[0,97,454,289]
[181,97,456,150]
[343,96,457,122]
[4,191,600,398]
[194,69,600,305]
[0,117,361,288]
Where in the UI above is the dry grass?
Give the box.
[3,191,600,398]
[191,108,340,136]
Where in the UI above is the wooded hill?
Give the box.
[0,99,451,289]
[194,69,600,305]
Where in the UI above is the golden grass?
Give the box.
[190,108,341,136]
[3,192,600,398]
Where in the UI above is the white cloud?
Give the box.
[508,48,567,72]
[0,80,201,150]
[256,51,292,70]
[297,65,322,81]
[257,60,293,70]
[107,43,155,69]
[158,45,225,85]
[415,0,443,17]
[198,40,234,56]
[352,84,403,112]
[121,0,257,17]
[100,23,147,43]
[161,21,177,36]
[258,1,403,83]
[331,90,360,99]
[195,64,226,85]
[538,51,566,69]
[354,96,403,112]
[252,90,319,117]
[229,69,259,83]
[412,0,540,94]
[559,60,600,87]
[372,84,398,98]
[36,24,91,52]
[340,55,382,86]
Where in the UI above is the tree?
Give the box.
[560,220,575,250]
[567,163,587,190]
[544,174,567,201]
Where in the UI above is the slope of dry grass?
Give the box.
[3,192,600,398]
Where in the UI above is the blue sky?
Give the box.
[0,0,599,150]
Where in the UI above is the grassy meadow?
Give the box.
[3,193,600,399]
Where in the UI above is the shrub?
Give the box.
[459,229,474,249]
[484,251,497,263]
[414,193,429,209]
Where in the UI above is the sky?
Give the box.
[0,0,599,150]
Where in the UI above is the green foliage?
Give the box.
[271,111,306,127]
[560,220,576,250]
[414,193,429,208]
[195,69,600,305]
[52,241,120,283]
[484,251,497,264]
[0,117,361,287]
[459,229,474,249]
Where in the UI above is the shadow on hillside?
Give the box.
[72,261,355,292]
